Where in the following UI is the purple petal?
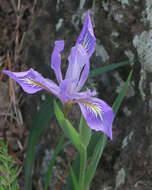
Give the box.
[3,69,59,96]
[75,61,90,92]
[71,89,96,100]
[51,40,64,84]
[77,97,114,140]
[76,11,96,57]
[58,78,96,103]
[59,79,78,103]
[65,44,89,92]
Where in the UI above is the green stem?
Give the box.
[63,103,72,118]
[79,148,87,190]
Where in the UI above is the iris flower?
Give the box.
[3,12,114,140]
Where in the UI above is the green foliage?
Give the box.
[54,101,86,153]
[84,70,133,190]
[54,101,87,190]
[88,61,129,78]
[24,95,54,190]
[0,141,18,190]
[69,165,79,190]
[24,61,129,190]
[44,135,71,190]
[65,69,133,190]
[79,115,92,148]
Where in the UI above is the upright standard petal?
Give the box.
[3,69,59,96]
[75,61,90,92]
[70,89,96,101]
[58,79,96,103]
[51,40,64,84]
[76,11,96,57]
[77,97,114,140]
[59,79,76,103]
[65,44,89,92]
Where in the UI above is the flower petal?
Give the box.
[58,78,96,103]
[65,44,89,92]
[76,11,96,57]
[77,97,114,140]
[59,79,72,103]
[71,89,96,100]
[59,79,78,103]
[51,40,64,84]
[75,61,90,92]
[3,69,59,96]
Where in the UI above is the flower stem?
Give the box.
[79,148,87,190]
[63,103,72,118]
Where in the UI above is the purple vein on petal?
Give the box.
[77,97,114,140]
[76,11,96,57]
[2,69,59,96]
[51,40,64,84]
[65,44,89,92]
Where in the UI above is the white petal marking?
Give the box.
[20,77,50,91]
[78,100,104,120]
[82,32,91,53]
[20,77,40,87]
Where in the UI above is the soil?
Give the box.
[0,0,152,190]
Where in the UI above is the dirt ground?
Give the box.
[0,0,152,190]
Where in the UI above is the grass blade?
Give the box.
[54,100,85,153]
[84,134,107,189]
[89,61,129,78]
[112,70,133,114]
[79,115,92,147]
[84,70,133,189]
[69,165,79,190]
[24,95,54,190]
[44,136,71,190]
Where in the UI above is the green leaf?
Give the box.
[84,70,133,189]
[54,101,88,190]
[89,61,129,78]
[64,154,80,190]
[54,100,85,153]
[79,115,92,147]
[64,132,101,190]
[69,165,79,190]
[44,135,71,190]
[24,95,54,190]
[0,141,18,189]
[64,70,133,190]
[24,61,129,190]
[84,134,107,189]
[0,184,6,190]
[112,70,133,114]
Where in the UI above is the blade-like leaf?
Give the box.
[24,95,54,190]
[89,61,129,78]
[84,70,133,189]
[64,154,80,190]
[79,115,92,147]
[44,135,71,190]
[112,70,133,114]
[84,134,107,189]
[69,165,79,190]
[64,70,133,190]
[54,100,85,153]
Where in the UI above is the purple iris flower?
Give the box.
[3,12,114,140]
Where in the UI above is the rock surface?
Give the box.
[23,0,152,189]
[1,0,152,189]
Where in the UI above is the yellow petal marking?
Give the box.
[78,99,103,120]
[83,33,90,50]
[21,78,50,91]
[23,78,38,86]
[83,34,87,48]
